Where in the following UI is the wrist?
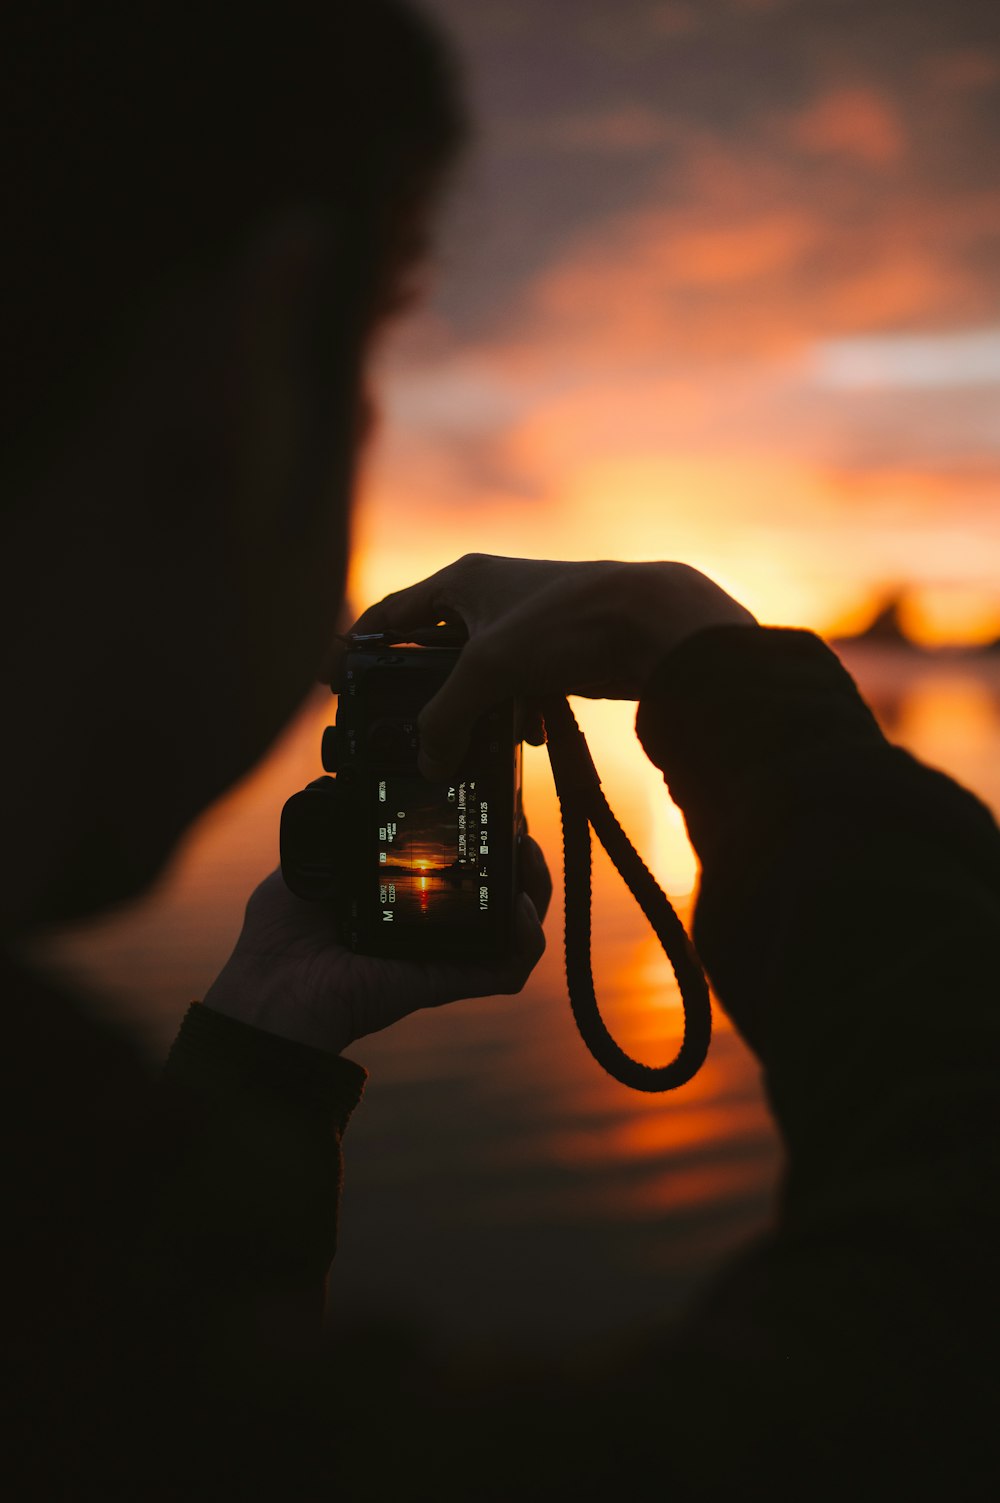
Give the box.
[626,563,758,686]
[202,957,352,1055]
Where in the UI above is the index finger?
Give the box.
[417,628,529,778]
[349,561,466,638]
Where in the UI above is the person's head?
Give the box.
[1,1,466,933]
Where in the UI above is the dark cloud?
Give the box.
[421,0,1000,337]
[356,1,1000,637]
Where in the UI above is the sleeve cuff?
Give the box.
[634,620,1000,886]
[635,625,884,857]
[164,1002,367,1135]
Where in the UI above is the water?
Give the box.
[34,645,1000,1353]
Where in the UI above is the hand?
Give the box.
[347,554,756,778]
[201,834,552,1055]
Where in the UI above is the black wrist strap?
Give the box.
[542,697,711,1092]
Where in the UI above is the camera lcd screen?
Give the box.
[375,777,493,927]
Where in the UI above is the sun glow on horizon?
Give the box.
[349,460,1000,650]
[345,0,1000,655]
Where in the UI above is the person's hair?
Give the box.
[1,1,467,484]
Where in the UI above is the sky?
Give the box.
[351,0,1000,643]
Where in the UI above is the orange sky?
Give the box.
[348,0,1000,646]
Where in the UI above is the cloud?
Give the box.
[360,1,1000,638]
[811,327,1000,389]
[923,47,1000,92]
[647,2,701,38]
[518,115,1000,364]
[536,106,684,153]
[789,86,906,166]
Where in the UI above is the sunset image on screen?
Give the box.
[377,780,486,921]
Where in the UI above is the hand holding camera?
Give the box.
[202,843,549,1056]
[278,554,751,1088]
[209,555,750,1062]
[345,554,756,779]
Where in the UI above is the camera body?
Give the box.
[280,635,521,961]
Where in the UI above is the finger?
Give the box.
[499,891,546,992]
[417,634,523,778]
[419,889,545,1008]
[417,575,634,775]
[349,563,462,638]
[349,590,437,638]
[518,834,553,925]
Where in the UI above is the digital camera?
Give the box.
[280,633,522,961]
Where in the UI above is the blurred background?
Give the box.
[40,0,1000,1358]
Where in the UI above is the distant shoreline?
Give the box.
[828,636,1000,695]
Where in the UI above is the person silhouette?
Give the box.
[1,4,549,1495]
[3,2,997,1499]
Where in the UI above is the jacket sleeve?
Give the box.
[338,628,999,1503]
[143,1002,367,1489]
[614,624,1000,1500]
[158,1002,366,1297]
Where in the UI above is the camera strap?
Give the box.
[541,697,711,1092]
